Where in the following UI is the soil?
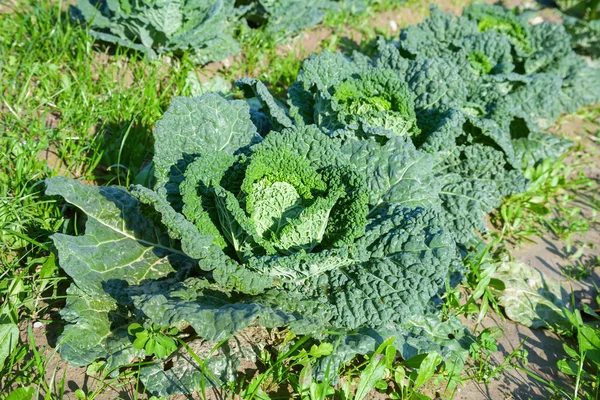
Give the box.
[0,0,19,13]
[456,234,600,399]
[5,0,600,399]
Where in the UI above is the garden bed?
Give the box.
[1,0,599,399]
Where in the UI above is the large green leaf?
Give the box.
[152,94,261,189]
[129,276,292,341]
[512,132,572,168]
[342,136,440,210]
[46,177,187,294]
[0,323,19,369]
[45,177,199,368]
[58,286,142,368]
[406,57,468,114]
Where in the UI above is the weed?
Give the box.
[518,305,600,400]
[465,327,528,384]
[493,150,598,245]
[561,254,600,281]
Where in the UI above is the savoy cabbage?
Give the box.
[265,50,529,245]
[47,93,461,395]
[553,0,600,57]
[72,0,240,64]
[72,0,371,63]
[47,4,600,397]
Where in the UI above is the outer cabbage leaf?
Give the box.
[512,132,573,168]
[405,57,468,116]
[418,112,527,243]
[136,290,326,397]
[418,109,466,159]
[464,116,518,168]
[448,144,528,197]
[439,175,501,245]
[152,94,262,204]
[58,286,142,370]
[341,136,441,210]
[127,277,293,341]
[45,177,185,293]
[292,51,361,93]
[45,177,197,368]
[494,73,565,131]
[432,128,527,243]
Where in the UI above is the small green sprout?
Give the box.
[128,323,179,359]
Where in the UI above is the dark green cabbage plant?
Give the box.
[72,0,240,64]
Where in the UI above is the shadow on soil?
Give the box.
[463,313,572,400]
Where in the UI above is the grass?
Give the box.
[1,4,192,394]
[1,0,599,398]
[492,150,599,246]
